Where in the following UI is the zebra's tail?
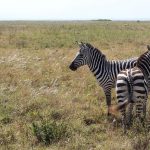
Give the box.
[109,99,129,116]
[147,45,150,50]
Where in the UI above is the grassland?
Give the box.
[0,21,150,149]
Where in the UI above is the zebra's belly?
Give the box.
[97,76,114,89]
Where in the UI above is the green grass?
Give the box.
[0,21,150,149]
[32,120,70,145]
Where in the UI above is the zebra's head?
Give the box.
[69,42,91,71]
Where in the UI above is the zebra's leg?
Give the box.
[121,108,127,134]
[143,97,147,120]
[135,98,144,127]
[104,89,111,116]
[141,97,147,127]
[126,103,134,128]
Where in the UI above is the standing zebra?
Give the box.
[113,46,150,133]
[69,42,137,115]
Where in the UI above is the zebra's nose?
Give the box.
[69,63,77,71]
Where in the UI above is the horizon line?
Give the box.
[0,19,150,22]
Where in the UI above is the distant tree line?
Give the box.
[92,19,112,21]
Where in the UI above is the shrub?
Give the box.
[32,120,70,145]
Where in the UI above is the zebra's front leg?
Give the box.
[104,90,111,116]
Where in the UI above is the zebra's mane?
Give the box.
[85,43,136,62]
[85,43,106,60]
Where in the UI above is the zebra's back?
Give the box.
[109,58,137,82]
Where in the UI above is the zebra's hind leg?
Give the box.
[135,98,146,130]
[140,97,147,128]
[126,103,134,129]
[143,97,147,120]
[121,108,127,134]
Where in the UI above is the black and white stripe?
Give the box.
[115,46,150,133]
[69,42,137,115]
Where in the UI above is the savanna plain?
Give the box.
[0,21,150,150]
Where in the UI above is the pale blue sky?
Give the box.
[0,0,150,20]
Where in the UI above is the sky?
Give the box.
[0,0,150,20]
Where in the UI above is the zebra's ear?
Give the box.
[75,41,82,47]
[77,41,85,48]
[81,42,87,48]
[81,41,84,45]
[147,45,150,51]
[75,41,80,45]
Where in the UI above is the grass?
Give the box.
[0,21,150,149]
[32,120,70,145]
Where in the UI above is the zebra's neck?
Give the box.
[87,48,108,76]
[89,58,108,76]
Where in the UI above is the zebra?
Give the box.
[112,46,150,133]
[69,42,137,116]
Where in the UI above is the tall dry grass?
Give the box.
[0,21,150,149]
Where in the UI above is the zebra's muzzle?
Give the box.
[69,63,77,71]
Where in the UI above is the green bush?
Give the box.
[32,121,70,145]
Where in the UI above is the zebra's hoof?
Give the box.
[107,112,111,116]
[112,118,117,127]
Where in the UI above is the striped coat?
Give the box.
[69,42,137,115]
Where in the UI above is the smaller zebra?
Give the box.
[113,46,150,133]
[69,42,137,116]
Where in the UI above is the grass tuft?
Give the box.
[32,120,71,145]
[0,116,12,125]
[51,110,62,120]
[132,135,150,150]
[0,130,16,146]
